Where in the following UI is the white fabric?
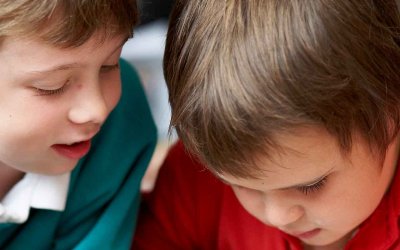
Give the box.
[0,172,70,223]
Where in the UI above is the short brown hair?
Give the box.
[164,0,400,178]
[0,0,139,47]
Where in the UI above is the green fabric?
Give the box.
[0,59,157,250]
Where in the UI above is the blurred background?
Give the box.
[121,0,175,192]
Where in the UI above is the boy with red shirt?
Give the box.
[133,0,400,249]
[134,141,400,249]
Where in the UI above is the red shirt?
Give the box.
[133,142,400,250]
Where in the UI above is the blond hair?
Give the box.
[164,0,400,178]
[0,0,139,47]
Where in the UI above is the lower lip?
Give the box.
[52,140,91,159]
[295,228,321,239]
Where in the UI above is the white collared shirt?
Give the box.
[0,173,70,223]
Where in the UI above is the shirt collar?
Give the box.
[0,172,70,224]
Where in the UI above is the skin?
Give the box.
[219,127,399,249]
[0,32,127,198]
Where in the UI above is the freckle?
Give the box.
[8,114,12,118]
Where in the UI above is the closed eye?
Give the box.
[34,80,70,96]
[296,176,328,195]
[100,63,120,73]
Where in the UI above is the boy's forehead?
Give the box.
[0,32,127,57]
[215,128,344,189]
[0,33,127,80]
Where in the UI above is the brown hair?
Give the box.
[164,0,400,178]
[0,0,139,47]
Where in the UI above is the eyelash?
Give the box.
[35,84,68,96]
[101,63,120,73]
[34,63,119,96]
[297,176,328,195]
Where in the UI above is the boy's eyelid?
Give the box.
[33,79,70,96]
[29,70,72,87]
[100,63,120,72]
[284,175,327,192]
[35,85,66,96]
[281,167,334,191]
[299,175,327,188]
[296,176,328,195]
[33,82,66,91]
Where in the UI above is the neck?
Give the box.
[304,242,347,250]
[0,164,24,200]
[304,245,344,250]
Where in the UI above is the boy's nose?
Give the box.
[263,198,304,228]
[68,84,108,125]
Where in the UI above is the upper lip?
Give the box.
[56,132,99,146]
[286,228,318,237]
[63,139,91,145]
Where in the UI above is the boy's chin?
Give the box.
[301,230,353,249]
[32,161,79,176]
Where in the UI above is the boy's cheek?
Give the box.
[102,77,122,113]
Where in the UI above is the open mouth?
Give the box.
[52,140,91,159]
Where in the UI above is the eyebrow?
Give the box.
[219,167,334,190]
[27,63,81,75]
[282,171,331,190]
[26,37,129,75]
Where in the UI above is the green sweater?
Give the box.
[0,59,157,250]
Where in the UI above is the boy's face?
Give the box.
[0,33,126,175]
[219,127,399,248]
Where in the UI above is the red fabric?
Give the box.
[133,142,400,250]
